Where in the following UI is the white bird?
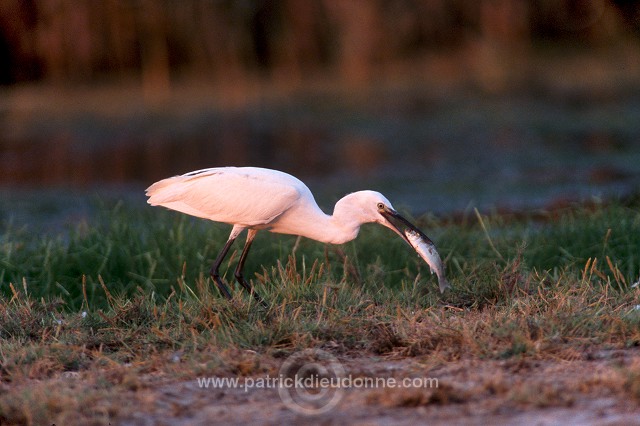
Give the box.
[146,166,450,307]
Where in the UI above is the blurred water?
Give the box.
[295,89,640,213]
[1,86,640,229]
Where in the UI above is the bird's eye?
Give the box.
[377,202,385,210]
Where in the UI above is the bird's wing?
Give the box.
[146,167,304,227]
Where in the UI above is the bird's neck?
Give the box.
[322,213,362,244]
[308,195,369,244]
[270,193,369,245]
[278,209,359,245]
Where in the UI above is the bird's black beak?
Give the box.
[378,206,434,246]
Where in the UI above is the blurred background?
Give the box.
[1,0,640,227]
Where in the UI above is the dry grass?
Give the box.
[1,199,640,423]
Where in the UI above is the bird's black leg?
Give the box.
[234,230,268,308]
[210,236,236,300]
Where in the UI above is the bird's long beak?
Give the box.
[379,206,434,247]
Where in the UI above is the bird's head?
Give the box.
[333,190,450,292]
[337,191,431,247]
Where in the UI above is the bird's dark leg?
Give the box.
[234,230,268,308]
[209,236,236,300]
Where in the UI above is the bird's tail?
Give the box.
[145,176,183,206]
[145,175,213,220]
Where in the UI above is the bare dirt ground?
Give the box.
[112,348,640,425]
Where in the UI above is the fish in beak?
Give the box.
[378,205,451,293]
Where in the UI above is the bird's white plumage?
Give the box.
[147,167,306,228]
[147,167,397,244]
[146,166,450,298]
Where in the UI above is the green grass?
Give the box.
[1,197,640,424]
